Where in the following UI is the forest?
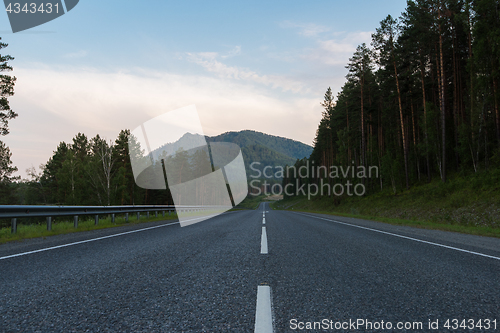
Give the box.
[6,130,174,207]
[0,128,311,208]
[284,0,500,196]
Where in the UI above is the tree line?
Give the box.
[18,130,174,206]
[287,0,500,195]
[0,37,18,204]
[16,130,245,207]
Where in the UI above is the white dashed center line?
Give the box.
[254,285,274,333]
[255,205,273,332]
[261,226,268,254]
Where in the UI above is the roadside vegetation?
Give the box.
[0,196,265,244]
[273,0,500,239]
[272,169,500,238]
[0,213,178,244]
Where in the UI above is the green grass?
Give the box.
[0,197,264,244]
[271,169,500,238]
[0,212,178,244]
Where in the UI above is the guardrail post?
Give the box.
[162,211,165,217]
[155,211,158,218]
[47,217,52,231]
[137,212,140,220]
[95,215,99,225]
[125,213,129,222]
[111,214,115,223]
[74,215,78,228]
[11,218,17,234]
[147,211,150,219]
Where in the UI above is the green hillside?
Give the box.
[206,131,312,180]
[241,144,296,178]
[207,130,312,161]
[151,130,313,181]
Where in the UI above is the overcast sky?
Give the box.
[1,0,407,177]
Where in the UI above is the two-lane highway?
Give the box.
[1,203,499,332]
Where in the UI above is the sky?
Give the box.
[0,0,408,178]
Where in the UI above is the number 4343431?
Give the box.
[444,319,497,330]
[6,2,59,14]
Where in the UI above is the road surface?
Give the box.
[1,202,499,332]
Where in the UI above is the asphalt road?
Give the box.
[1,202,499,332]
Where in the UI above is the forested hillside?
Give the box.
[240,144,296,175]
[208,130,312,161]
[286,0,500,195]
[152,131,308,176]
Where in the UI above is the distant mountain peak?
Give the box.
[206,130,312,161]
[151,130,312,179]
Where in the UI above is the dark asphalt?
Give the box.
[1,203,499,332]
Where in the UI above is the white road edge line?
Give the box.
[254,285,274,333]
[261,226,268,254]
[295,212,500,261]
[0,211,241,261]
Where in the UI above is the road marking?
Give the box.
[254,285,273,333]
[295,212,500,261]
[0,212,239,261]
[261,226,268,254]
[263,218,266,225]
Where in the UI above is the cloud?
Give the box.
[302,31,373,66]
[279,21,373,67]
[187,52,309,94]
[6,66,322,177]
[221,45,241,59]
[280,21,330,37]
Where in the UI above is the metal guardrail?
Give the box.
[0,205,226,234]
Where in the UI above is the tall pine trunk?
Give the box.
[392,55,409,190]
[419,50,431,182]
[438,10,446,183]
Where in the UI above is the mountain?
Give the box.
[206,131,312,179]
[207,130,312,160]
[151,130,313,180]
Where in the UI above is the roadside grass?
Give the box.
[0,197,264,245]
[271,170,500,238]
[0,213,178,244]
[0,197,265,245]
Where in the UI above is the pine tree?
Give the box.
[346,43,373,174]
[372,15,410,189]
[0,140,18,203]
[0,38,16,136]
